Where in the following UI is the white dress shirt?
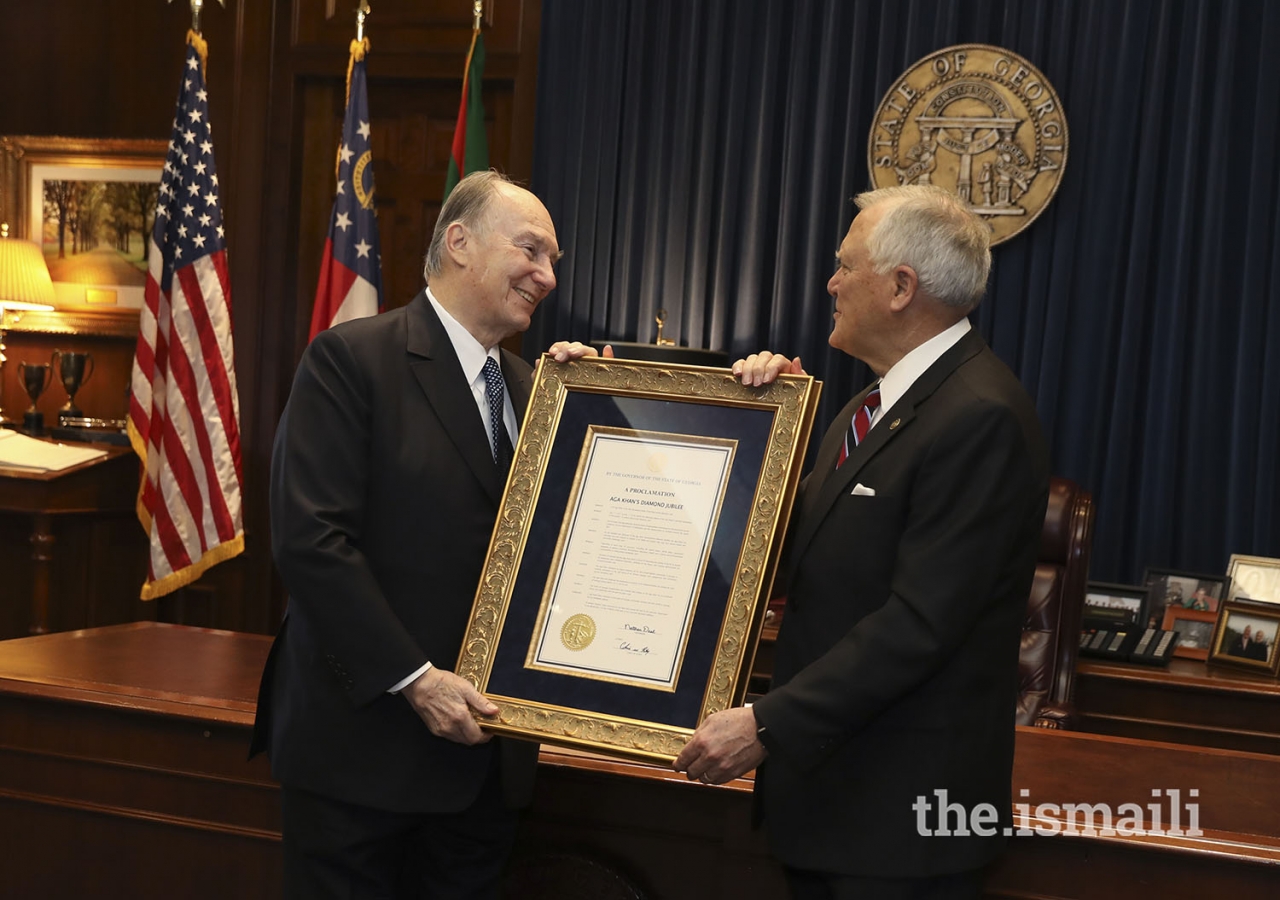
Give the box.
[867,317,971,432]
[389,288,521,694]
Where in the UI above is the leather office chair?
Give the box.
[1016,477,1096,729]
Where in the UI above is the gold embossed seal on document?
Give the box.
[560,614,597,651]
[868,44,1068,245]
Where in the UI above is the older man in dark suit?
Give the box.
[1248,629,1271,662]
[676,184,1051,899]
[252,171,565,899]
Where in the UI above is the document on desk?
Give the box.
[0,431,108,472]
[526,427,735,690]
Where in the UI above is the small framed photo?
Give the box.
[1161,607,1218,661]
[1142,567,1231,629]
[1083,582,1149,629]
[1225,554,1280,606]
[1208,598,1280,676]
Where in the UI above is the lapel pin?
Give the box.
[889,418,901,430]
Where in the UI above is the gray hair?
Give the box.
[853,185,991,311]
[423,170,514,279]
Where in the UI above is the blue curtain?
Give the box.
[528,0,1280,583]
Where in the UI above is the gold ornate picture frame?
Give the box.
[1,135,167,309]
[1208,597,1280,677]
[457,356,820,763]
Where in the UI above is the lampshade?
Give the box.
[0,226,56,310]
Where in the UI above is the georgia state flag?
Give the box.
[309,54,382,340]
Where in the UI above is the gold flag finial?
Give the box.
[167,0,225,34]
[356,1,371,42]
[473,0,483,31]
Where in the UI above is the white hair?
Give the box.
[423,170,512,279]
[854,185,991,311]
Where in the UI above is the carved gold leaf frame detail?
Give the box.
[457,356,820,764]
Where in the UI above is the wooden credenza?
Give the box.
[1076,657,1280,755]
[2,623,1279,899]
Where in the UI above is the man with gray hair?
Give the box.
[676,184,1050,898]
[254,170,565,898]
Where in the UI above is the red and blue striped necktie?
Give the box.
[836,386,882,468]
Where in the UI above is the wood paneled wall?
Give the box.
[0,0,544,636]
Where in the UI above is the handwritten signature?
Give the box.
[621,623,657,634]
[618,641,651,655]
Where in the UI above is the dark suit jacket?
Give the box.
[251,290,538,814]
[752,329,1050,877]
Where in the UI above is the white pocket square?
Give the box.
[851,483,876,497]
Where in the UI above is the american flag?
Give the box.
[309,45,382,339]
[128,38,244,600]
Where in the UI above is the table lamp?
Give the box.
[0,222,57,428]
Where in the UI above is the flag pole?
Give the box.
[166,0,225,71]
[463,1,483,81]
[131,9,245,599]
[444,0,489,199]
[342,3,373,181]
[309,1,384,340]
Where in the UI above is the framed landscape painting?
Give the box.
[1,136,166,309]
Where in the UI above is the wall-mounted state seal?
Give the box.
[868,44,1068,245]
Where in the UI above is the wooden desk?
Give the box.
[0,622,279,899]
[516,746,784,898]
[0,442,140,635]
[1076,657,1280,755]
[3,623,1279,899]
[989,728,1280,898]
[529,729,1280,900]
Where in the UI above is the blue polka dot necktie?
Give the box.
[481,357,512,468]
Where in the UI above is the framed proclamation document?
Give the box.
[456,355,820,763]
